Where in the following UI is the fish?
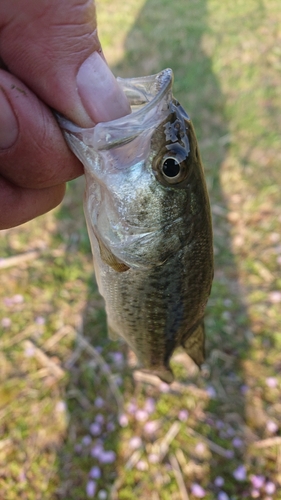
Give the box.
[57,69,213,383]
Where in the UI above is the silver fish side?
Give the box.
[57,69,214,383]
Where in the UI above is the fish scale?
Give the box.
[57,68,213,383]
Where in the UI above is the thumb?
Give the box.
[0,0,130,126]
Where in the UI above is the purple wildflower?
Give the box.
[266,377,278,388]
[86,480,96,498]
[214,476,224,487]
[218,493,229,500]
[135,409,148,422]
[225,450,234,459]
[91,441,104,458]
[266,420,278,434]
[206,386,217,399]
[144,420,160,434]
[18,469,26,482]
[226,426,235,437]
[191,483,206,498]
[110,352,124,366]
[265,482,276,495]
[136,460,148,471]
[240,384,249,395]
[3,294,23,306]
[215,420,225,430]
[144,397,155,414]
[269,291,281,303]
[94,397,104,408]
[195,442,206,454]
[13,294,24,304]
[129,436,142,450]
[35,316,45,325]
[98,490,107,500]
[118,413,128,427]
[232,437,243,448]
[89,466,101,479]
[160,382,170,393]
[250,475,265,489]
[250,489,260,498]
[127,402,137,415]
[1,317,11,327]
[233,465,247,481]
[106,422,115,432]
[95,414,105,425]
[82,435,92,446]
[24,344,35,357]
[99,450,116,464]
[90,422,102,436]
[178,409,189,422]
[55,400,66,413]
[74,443,82,453]
[3,297,12,307]
[148,453,159,464]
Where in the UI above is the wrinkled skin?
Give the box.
[59,69,214,383]
[0,0,131,229]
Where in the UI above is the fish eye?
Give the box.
[156,148,189,186]
[162,157,181,179]
[152,140,192,188]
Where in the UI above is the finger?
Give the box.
[0,0,131,126]
[0,70,83,189]
[0,176,65,230]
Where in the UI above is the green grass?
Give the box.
[1,0,281,498]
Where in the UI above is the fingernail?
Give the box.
[77,52,131,124]
[0,88,18,149]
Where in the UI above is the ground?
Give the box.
[0,0,281,499]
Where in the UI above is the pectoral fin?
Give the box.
[182,320,205,367]
[97,237,129,273]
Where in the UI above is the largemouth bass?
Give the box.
[58,69,213,383]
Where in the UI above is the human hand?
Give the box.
[0,0,130,229]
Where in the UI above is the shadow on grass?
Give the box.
[55,0,251,497]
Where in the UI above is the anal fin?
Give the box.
[142,366,174,384]
[153,367,174,384]
[182,320,205,368]
[108,324,120,341]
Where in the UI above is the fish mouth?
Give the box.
[57,68,174,154]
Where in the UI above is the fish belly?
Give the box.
[94,240,213,382]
